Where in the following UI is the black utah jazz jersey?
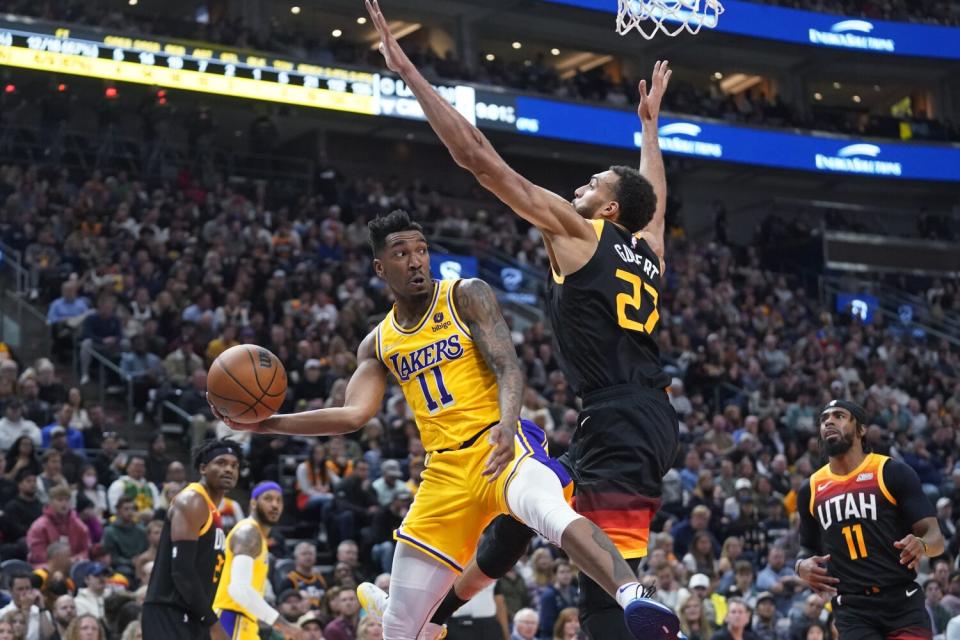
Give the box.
[797,454,934,595]
[546,219,670,396]
[145,482,227,617]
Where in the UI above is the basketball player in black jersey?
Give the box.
[796,400,944,640]
[368,1,677,637]
[143,439,243,640]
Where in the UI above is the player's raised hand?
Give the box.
[637,60,672,124]
[206,392,260,432]
[366,0,413,74]
[796,555,839,599]
[894,534,926,570]
[482,422,516,482]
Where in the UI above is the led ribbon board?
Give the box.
[2,18,959,181]
[544,0,960,60]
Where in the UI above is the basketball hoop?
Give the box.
[616,0,724,39]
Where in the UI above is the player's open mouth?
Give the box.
[410,275,426,285]
[822,429,840,439]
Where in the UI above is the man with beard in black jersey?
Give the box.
[796,400,944,640]
[142,439,242,640]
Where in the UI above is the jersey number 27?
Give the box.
[615,269,660,333]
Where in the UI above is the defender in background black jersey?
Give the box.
[367,18,681,638]
[796,400,944,640]
[143,439,242,640]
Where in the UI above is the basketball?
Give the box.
[207,345,288,424]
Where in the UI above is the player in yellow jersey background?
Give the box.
[213,210,678,640]
[214,481,303,640]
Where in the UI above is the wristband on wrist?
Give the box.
[917,537,929,555]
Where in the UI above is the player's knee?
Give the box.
[508,464,581,545]
[382,603,418,639]
[476,516,534,579]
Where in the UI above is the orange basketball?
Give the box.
[207,344,287,424]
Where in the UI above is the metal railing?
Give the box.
[84,346,135,422]
[0,238,35,295]
[0,290,53,363]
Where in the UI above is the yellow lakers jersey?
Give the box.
[213,518,269,619]
[375,279,499,453]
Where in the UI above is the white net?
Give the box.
[616,0,725,38]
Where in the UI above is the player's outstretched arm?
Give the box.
[636,61,672,259]
[453,279,523,480]
[364,0,593,247]
[226,524,304,639]
[209,332,387,436]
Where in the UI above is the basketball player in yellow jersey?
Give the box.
[213,482,303,640]
[213,210,676,640]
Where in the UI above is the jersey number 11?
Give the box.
[841,524,868,560]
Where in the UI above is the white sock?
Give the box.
[418,622,446,640]
[615,582,644,609]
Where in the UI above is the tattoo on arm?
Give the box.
[229,523,263,557]
[455,279,524,425]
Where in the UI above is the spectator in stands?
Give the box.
[4,436,43,482]
[511,608,538,640]
[788,594,825,640]
[119,336,164,420]
[45,427,86,485]
[143,435,170,488]
[46,280,90,362]
[371,459,405,506]
[924,580,951,636]
[679,594,714,640]
[161,338,203,388]
[106,455,158,518]
[74,565,110,620]
[0,360,18,406]
[323,588,360,640]
[0,572,49,640]
[91,433,123,488]
[297,612,325,640]
[756,546,803,614]
[0,402,41,452]
[331,458,378,546]
[369,488,411,574]
[36,450,69,503]
[41,407,84,452]
[711,598,758,640]
[78,295,122,386]
[101,497,147,571]
[497,567,533,636]
[34,360,67,408]
[204,324,238,364]
[177,370,216,447]
[276,590,308,625]
[34,541,75,609]
[295,442,336,521]
[749,592,780,640]
[538,560,579,639]
[26,485,90,565]
[684,531,721,579]
[552,607,581,640]
[50,594,77,640]
[277,542,326,609]
[673,505,720,558]
[18,378,52,428]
